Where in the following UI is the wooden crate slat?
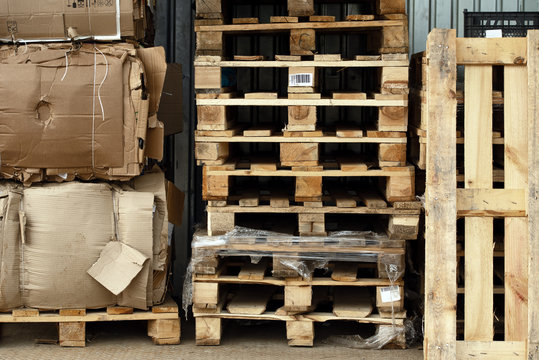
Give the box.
[504,64,529,341]
[527,30,539,360]
[464,64,494,341]
[424,28,457,359]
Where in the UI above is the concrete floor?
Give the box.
[0,318,424,360]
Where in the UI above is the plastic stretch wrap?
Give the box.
[183,226,407,327]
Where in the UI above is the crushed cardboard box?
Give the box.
[87,241,148,296]
[0,170,184,311]
[0,0,146,41]
[0,42,167,184]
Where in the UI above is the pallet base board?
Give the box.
[194,312,406,347]
[0,299,180,347]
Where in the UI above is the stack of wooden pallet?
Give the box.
[192,0,419,347]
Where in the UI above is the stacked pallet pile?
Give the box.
[191,0,420,347]
[0,3,182,347]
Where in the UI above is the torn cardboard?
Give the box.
[0,43,167,185]
[0,0,145,41]
[87,241,148,296]
[0,172,173,310]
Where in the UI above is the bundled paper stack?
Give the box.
[0,2,184,311]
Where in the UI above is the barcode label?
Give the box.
[380,286,401,303]
[289,73,313,87]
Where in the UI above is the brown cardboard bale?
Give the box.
[0,178,171,310]
[0,46,124,168]
[0,0,143,41]
[0,43,166,184]
[0,183,22,310]
[21,182,117,309]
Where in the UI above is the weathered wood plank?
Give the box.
[424,28,457,360]
[464,64,493,341]
[527,30,539,360]
[505,64,529,341]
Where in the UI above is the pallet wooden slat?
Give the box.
[527,30,539,360]
[424,28,457,360]
[464,64,494,341]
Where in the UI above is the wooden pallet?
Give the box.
[205,200,420,237]
[192,264,406,346]
[195,54,409,95]
[0,298,180,347]
[192,236,408,275]
[203,162,415,203]
[196,93,408,133]
[409,51,505,170]
[195,0,406,20]
[196,132,408,167]
[195,17,408,57]
[424,30,538,360]
[195,311,406,347]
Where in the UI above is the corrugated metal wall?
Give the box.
[407,0,539,54]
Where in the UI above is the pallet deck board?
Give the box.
[196,134,407,144]
[196,98,408,106]
[194,59,409,67]
[195,20,404,32]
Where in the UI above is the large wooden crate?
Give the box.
[424,29,539,359]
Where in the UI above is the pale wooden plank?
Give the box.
[195,20,404,32]
[464,64,493,341]
[456,38,527,65]
[333,287,373,318]
[238,260,267,280]
[527,30,539,360]
[196,98,407,106]
[505,64,529,341]
[456,189,526,216]
[456,341,526,359]
[424,28,457,360]
[226,286,274,315]
[331,262,359,281]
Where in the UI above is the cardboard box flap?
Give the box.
[136,47,167,115]
[116,191,154,309]
[87,241,148,296]
[158,63,183,136]
[145,120,164,161]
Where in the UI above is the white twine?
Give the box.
[94,46,109,121]
[92,48,97,169]
[61,51,69,81]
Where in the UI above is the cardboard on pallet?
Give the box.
[0,0,147,41]
[0,43,168,184]
[0,170,184,311]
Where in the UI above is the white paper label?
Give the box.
[289,73,313,87]
[380,286,401,303]
[485,29,503,38]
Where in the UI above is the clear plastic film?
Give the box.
[183,225,408,325]
[324,257,407,349]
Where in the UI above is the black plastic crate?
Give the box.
[464,10,539,37]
